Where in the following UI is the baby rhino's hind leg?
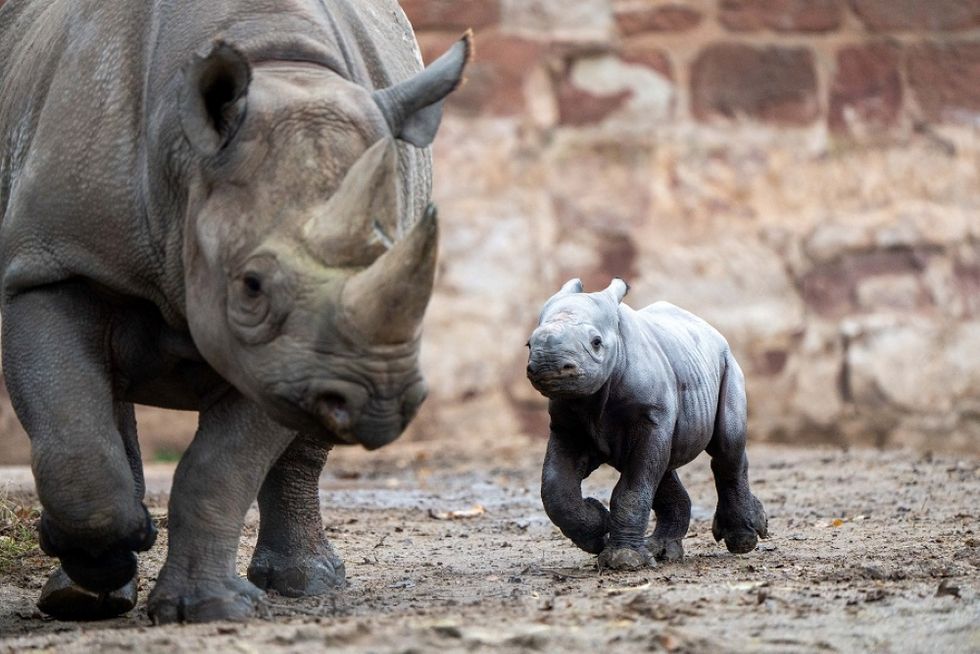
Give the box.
[646,471,690,562]
[707,357,768,554]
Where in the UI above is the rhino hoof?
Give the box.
[248,548,346,597]
[712,494,769,554]
[148,576,264,625]
[37,566,137,621]
[598,546,653,571]
[60,549,138,593]
[647,537,684,562]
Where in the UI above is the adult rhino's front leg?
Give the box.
[2,284,156,620]
[148,392,295,624]
[247,432,346,597]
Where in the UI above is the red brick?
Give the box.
[691,44,819,125]
[399,0,500,31]
[850,0,980,32]
[620,45,674,80]
[829,43,902,131]
[615,4,703,35]
[720,0,843,32]
[418,32,544,116]
[907,42,980,123]
[557,82,633,126]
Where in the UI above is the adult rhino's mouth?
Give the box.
[263,377,422,449]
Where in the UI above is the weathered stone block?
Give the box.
[502,0,614,42]
[399,0,500,30]
[691,44,819,125]
[615,2,703,35]
[829,43,902,132]
[557,50,675,126]
[850,0,980,32]
[720,0,843,32]
[907,42,980,124]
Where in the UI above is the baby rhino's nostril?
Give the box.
[562,363,576,371]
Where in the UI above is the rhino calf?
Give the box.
[1,0,470,623]
[526,279,768,569]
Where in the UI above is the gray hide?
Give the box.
[526,279,768,569]
[0,0,470,623]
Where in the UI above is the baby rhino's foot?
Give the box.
[598,546,653,570]
[148,575,264,624]
[713,494,769,554]
[37,566,138,620]
[646,536,684,562]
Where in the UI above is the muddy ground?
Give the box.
[0,438,977,653]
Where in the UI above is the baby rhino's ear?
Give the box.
[559,278,584,294]
[606,278,629,304]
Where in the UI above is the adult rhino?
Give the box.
[0,0,470,623]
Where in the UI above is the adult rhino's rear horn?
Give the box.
[340,204,439,344]
[373,32,473,148]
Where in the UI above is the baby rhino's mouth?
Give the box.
[526,361,586,397]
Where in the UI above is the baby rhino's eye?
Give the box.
[591,336,603,350]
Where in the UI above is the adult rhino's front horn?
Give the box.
[339,204,439,345]
[373,32,473,148]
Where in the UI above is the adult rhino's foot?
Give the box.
[148,576,264,624]
[646,536,684,562]
[247,543,346,597]
[39,505,157,593]
[598,546,653,571]
[37,566,137,621]
[712,494,769,554]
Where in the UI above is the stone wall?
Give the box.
[404,0,980,453]
[0,0,977,463]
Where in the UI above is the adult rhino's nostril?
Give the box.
[317,394,351,435]
[562,363,577,371]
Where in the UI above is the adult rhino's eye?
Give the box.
[591,336,603,350]
[242,272,263,298]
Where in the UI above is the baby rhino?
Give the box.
[526,278,768,569]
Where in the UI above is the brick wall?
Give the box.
[0,1,977,463]
[401,0,980,454]
[406,0,980,130]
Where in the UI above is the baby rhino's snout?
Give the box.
[526,325,583,391]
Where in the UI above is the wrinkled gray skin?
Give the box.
[526,279,768,570]
[0,0,470,623]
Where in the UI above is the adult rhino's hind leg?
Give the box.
[707,356,768,554]
[2,285,156,620]
[646,471,690,562]
[148,392,295,624]
[248,432,346,597]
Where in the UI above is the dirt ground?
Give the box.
[0,437,977,653]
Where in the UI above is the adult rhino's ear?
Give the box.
[373,31,473,148]
[606,278,629,304]
[559,278,584,294]
[179,41,252,156]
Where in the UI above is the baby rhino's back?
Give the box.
[635,302,732,466]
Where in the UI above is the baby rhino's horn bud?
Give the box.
[339,205,439,344]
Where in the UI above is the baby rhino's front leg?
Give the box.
[540,436,609,554]
[598,435,670,570]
